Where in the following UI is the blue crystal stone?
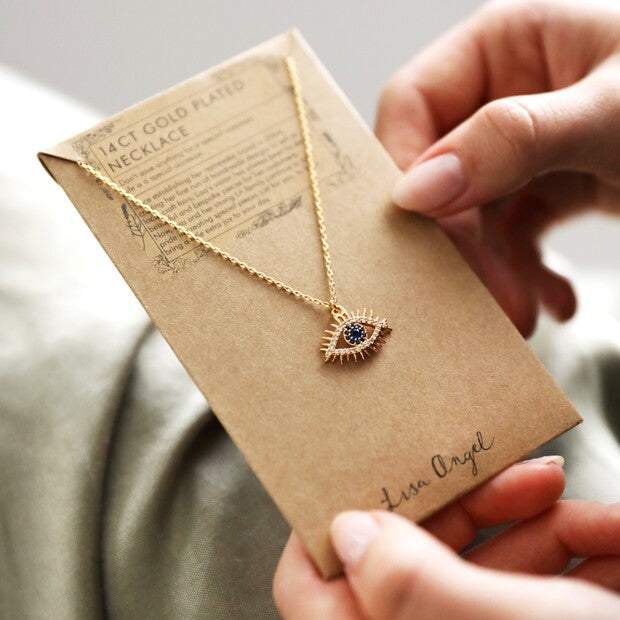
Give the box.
[343,322,367,345]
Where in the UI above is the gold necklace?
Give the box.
[77,56,391,363]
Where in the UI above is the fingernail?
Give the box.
[331,511,380,568]
[392,152,467,212]
[523,455,565,468]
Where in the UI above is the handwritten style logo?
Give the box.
[380,431,495,512]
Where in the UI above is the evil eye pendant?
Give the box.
[321,308,392,363]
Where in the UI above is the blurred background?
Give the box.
[1,0,619,271]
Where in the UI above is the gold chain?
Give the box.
[77,56,345,316]
[284,57,337,309]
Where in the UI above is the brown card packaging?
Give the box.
[38,30,581,579]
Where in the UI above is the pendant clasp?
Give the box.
[331,304,349,321]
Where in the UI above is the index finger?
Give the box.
[422,456,566,551]
[375,0,597,169]
[375,12,485,168]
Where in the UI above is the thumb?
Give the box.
[391,74,619,217]
[330,510,619,620]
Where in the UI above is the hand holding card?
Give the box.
[38,30,580,578]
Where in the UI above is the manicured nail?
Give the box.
[522,455,565,468]
[392,152,467,212]
[331,511,380,568]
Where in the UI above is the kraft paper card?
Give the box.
[38,30,581,578]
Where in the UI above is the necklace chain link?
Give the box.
[77,56,341,314]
